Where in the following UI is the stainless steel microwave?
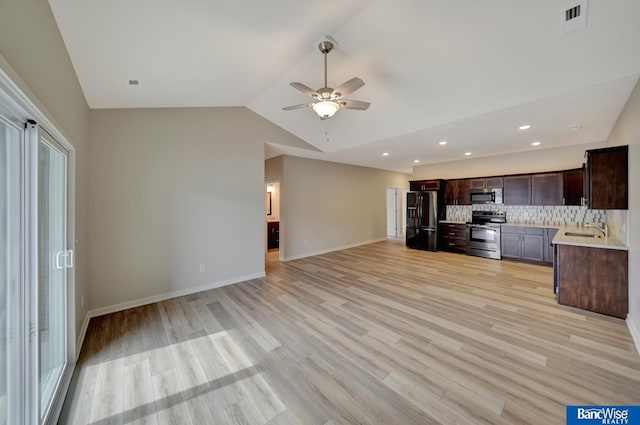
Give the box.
[470,188,503,204]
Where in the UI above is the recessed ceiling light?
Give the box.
[382,152,390,157]
[518,124,531,130]
[439,140,448,145]
[531,141,541,146]
[464,152,472,156]
[413,159,420,163]
[568,125,582,131]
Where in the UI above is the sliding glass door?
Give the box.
[0,88,73,424]
[37,132,69,421]
[1,115,23,425]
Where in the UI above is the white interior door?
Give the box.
[386,188,399,238]
[401,188,409,236]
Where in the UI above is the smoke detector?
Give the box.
[563,1,588,33]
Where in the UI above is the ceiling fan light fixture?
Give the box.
[313,101,340,118]
[284,38,369,120]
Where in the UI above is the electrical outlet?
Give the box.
[199,264,206,273]
[304,240,308,246]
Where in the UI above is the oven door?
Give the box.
[466,224,501,259]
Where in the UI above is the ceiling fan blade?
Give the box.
[339,99,370,110]
[331,77,365,98]
[290,82,319,98]
[282,103,313,111]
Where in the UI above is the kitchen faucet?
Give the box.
[584,222,608,238]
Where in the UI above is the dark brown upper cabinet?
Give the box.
[563,169,584,206]
[503,175,531,205]
[532,173,563,205]
[469,177,503,190]
[445,179,470,205]
[584,145,628,210]
[409,180,442,191]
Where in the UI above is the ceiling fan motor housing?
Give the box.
[318,40,334,54]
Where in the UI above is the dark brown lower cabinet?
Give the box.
[543,228,558,265]
[501,226,545,263]
[557,245,628,319]
[267,221,279,249]
[438,223,466,253]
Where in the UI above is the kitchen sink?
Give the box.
[564,231,602,238]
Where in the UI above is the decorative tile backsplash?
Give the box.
[446,204,605,226]
[606,210,628,243]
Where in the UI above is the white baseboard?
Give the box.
[627,316,640,355]
[86,272,265,319]
[282,238,387,262]
[75,312,91,361]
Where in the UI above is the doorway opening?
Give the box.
[265,181,280,267]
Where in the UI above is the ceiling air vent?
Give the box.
[563,1,587,33]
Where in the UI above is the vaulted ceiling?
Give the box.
[49,0,640,173]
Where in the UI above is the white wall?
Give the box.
[278,155,410,260]
[0,0,90,340]
[265,155,283,182]
[606,77,640,352]
[88,108,302,312]
[412,142,606,180]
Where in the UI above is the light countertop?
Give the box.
[439,220,628,251]
[551,225,627,251]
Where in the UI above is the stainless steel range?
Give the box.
[465,211,506,260]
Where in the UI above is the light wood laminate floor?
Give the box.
[60,239,640,424]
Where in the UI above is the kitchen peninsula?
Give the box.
[553,229,628,319]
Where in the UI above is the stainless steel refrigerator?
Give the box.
[406,191,438,251]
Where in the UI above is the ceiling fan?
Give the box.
[283,39,370,120]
